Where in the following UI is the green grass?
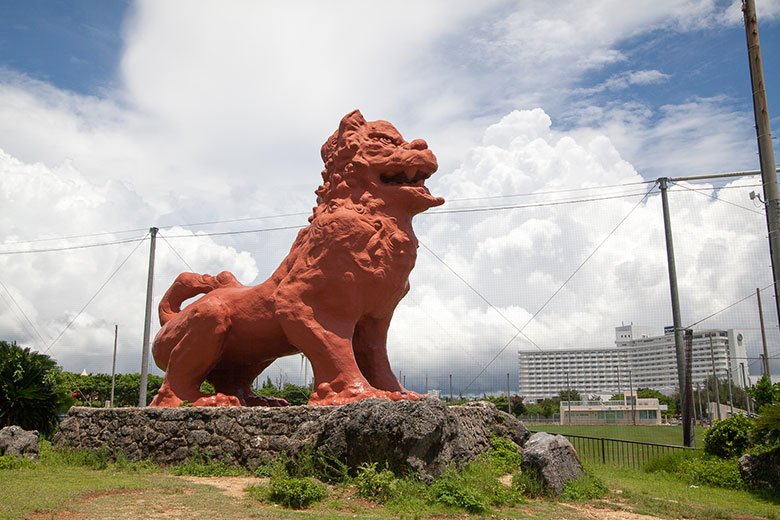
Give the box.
[2,440,778,519]
[592,464,780,520]
[530,424,706,446]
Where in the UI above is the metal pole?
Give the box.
[449,374,453,402]
[425,374,428,394]
[616,366,622,396]
[138,227,158,407]
[728,367,735,416]
[705,382,711,425]
[659,178,693,446]
[566,372,572,425]
[628,370,636,426]
[743,0,780,338]
[710,334,722,421]
[110,324,118,407]
[684,329,695,444]
[506,373,512,414]
[740,363,753,415]
[696,383,704,425]
[756,288,771,377]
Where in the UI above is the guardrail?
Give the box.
[529,431,699,469]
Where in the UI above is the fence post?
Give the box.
[601,438,606,464]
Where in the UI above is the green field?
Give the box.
[526,424,706,467]
[528,424,705,446]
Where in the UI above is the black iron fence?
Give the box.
[529,431,699,469]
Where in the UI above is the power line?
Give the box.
[43,234,149,355]
[423,190,652,216]
[445,179,655,203]
[684,279,778,330]
[0,279,48,351]
[158,231,194,271]
[670,181,765,216]
[459,184,658,393]
[162,224,305,239]
[0,235,147,256]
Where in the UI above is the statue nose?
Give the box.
[409,139,428,150]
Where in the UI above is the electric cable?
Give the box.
[157,231,194,272]
[670,181,765,216]
[457,183,659,393]
[0,280,48,351]
[42,233,149,355]
[684,279,778,330]
[0,235,148,256]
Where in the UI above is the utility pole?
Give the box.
[728,367,735,416]
[659,178,693,447]
[696,383,704,425]
[628,370,636,426]
[756,288,771,378]
[616,366,622,396]
[566,372,572,425]
[705,383,711,425]
[740,363,753,415]
[684,329,695,444]
[744,0,780,337]
[449,374,453,402]
[138,227,158,407]
[110,325,118,407]
[710,334,722,421]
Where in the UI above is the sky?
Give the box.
[1,0,780,397]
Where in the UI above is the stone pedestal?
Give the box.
[55,399,528,481]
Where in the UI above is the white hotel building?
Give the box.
[518,324,748,402]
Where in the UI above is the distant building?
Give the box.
[518,325,747,402]
[560,392,667,425]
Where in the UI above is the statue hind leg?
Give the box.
[150,299,241,407]
[207,362,290,407]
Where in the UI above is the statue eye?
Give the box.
[372,134,395,145]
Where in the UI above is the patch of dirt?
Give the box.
[26,490,148,519]
[563,502,666,520]
[177,476,268,498]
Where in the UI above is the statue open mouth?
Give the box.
[380,168,433,187]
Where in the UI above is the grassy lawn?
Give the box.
[1,441,777,520]
[591,464,779,520]
[529,423,706,446]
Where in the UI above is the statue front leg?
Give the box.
[353,315,420,398]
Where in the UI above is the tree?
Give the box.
[750,374,780,411]
[0,340,69,435]
[558,389,581,402]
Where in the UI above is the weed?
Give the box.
[489,435,522,473]
[353,462,398,503]
[560,471,608,501]
[0,454,35,470]
[169,453,245,477]
[644,449,744,490]
[254,476,327,509]
[427,473,489,513]
[512,469,548,498]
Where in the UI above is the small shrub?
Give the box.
[643,450,700,474]
[44,447,111,469]
[704,414,753,459]
[427,474,489,513]
[752,402,780,447]
[512,469,547,498]
[0,455,35,470]
[266,476,327,509]
[354,462,398,503]
[490,436,522,473]
[679,456,744,490]
[560,472,608,501]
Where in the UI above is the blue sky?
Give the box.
[1,1,779,393]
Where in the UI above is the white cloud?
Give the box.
[1,1,778,393]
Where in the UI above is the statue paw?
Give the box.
[193,393,242,407]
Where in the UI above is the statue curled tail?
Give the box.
[158,271,244,325]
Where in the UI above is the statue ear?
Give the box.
[338,109,366,133]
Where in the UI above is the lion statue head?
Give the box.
[313,110,445,220]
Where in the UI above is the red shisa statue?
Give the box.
[150,110,445,407]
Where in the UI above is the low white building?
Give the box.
[519,325,748,401]
[560,393,668,425]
